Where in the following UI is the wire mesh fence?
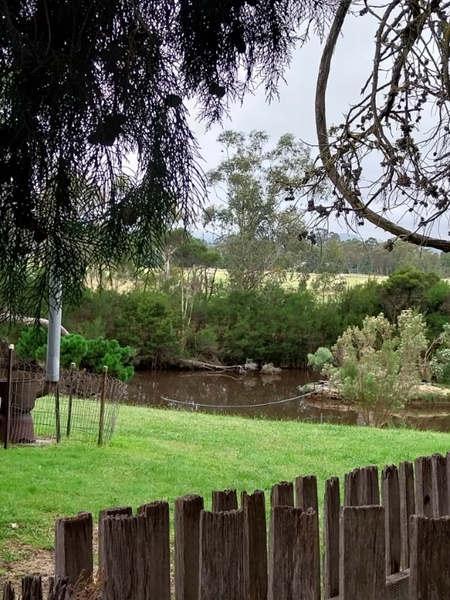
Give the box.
[0,358,126,447]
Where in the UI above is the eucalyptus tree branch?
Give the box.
[315,0,450,252]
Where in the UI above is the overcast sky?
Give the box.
[187,8,435,243]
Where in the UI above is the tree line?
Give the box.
[42,266,450,370]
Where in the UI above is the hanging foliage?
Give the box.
[0,0,337,316]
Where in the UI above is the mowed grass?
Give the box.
[1,404,450,562]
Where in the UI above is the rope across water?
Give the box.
[161,388,321,410]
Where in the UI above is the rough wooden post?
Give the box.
[410,516,450,600]
[344,466,380,506]
[137,501,171,600]
[98,506,132,570]
[212,489,238,512]
[2,582,15,600]
[241,490,267,600]
[270,481,294,507]
[360,466,380,505]
[21,576,42,600]
[66,362,76,438]
[199,509,244,600]
[344,469,360,506]
[431,452,448,516]
[324,477,340,600]
[55,511,93,584]
[398,460,415,570]
[382,465,401,576]
[3,344,13,449]
[97,365,108,446]
[295,475,318,513]
[101,515,138,600]
[175,494,204,600]
[295,475,320,598]
[339,506,386,600]
[47,577,73,600]
[268,506,320,600]
[415,455,433,516]
[446,451,450,513]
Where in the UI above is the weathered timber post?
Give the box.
[295,475,318,513]
[47,577,73,600]
[415,456,433,516]
[21,575,43,600]
[410,515,450,599]
[344,468,360,506]
[199,509,245,600]
[295,475,320,598]
[137,501,171,600]
[323,476,340,599]
[344,466,379,507]
[175,494,204,600]
[98,506,132,572]
[66,362,76,438]
[55,512,93,585]
[270,481,294,507]
[212,488,238,512]
[431,452,448,516]
[360,466,380,505]
[241,490,267,600]
[3,344,13,449]
[399,460,415,570]
[268,506,320,600]
[2,581,15,599]
[101,515,138,600]
[382,465,401,576]
[97,365,108,446]
[339,506,386,600]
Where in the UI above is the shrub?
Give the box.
[325,310,428,426]
[16,329,135,381]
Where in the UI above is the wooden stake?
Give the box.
[66,362,75,437]
[3,344,14,450]
[98,366,108,446]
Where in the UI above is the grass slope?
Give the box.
[1,405,450,559]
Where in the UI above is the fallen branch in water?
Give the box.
[180,359,246,372]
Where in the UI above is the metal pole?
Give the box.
[66,362,75,437]
[46,274,62,384]
[4,344,14,449]
[46,274,62,442]
[98,366,108,446]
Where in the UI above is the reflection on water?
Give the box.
[126,371,450,432]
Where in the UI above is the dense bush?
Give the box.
[16,329,134,381]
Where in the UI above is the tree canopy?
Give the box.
[0,0,335,316]
[206,130,312,288]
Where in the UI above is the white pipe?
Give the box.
[46,275,62,383]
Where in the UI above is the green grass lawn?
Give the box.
[1,404,450,563]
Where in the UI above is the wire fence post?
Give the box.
[3,344,14,450]
[66,362,76,438]
[98,366,108,446]
[55,383,61,443]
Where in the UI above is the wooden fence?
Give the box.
[3,452,450,599]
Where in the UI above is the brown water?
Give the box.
[127,370,450,432]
